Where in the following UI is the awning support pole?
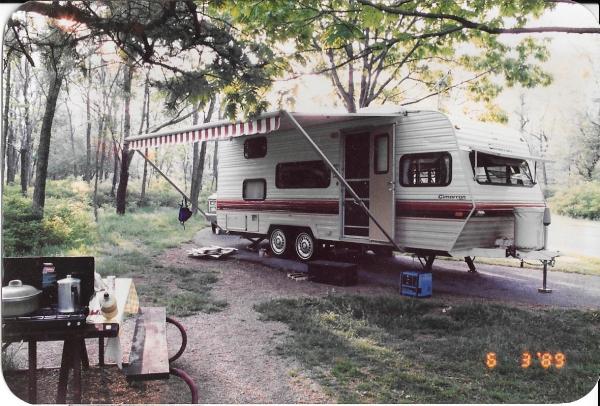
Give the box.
[134,149,214,224]
[282,111,403,254]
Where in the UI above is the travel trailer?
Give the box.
[126,110,558,290]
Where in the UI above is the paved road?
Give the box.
[194,228,600,309]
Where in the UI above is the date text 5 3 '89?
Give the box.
[485,352,566,369]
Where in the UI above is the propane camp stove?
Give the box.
[2,306,88,332]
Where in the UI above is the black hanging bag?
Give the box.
[178,198,193,228]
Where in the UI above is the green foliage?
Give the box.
[95,179,187,209]
[256,294,600,403]
[222,0,555,115]
[550,182,600,220]
[2,184,97,256]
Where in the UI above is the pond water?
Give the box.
[547,214,600,257]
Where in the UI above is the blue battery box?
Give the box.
[400,271,432,297]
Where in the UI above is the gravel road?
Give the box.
[195,227,600,309]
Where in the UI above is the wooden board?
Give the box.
[125,307,170,381]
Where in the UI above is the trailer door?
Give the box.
[369,128,394,242]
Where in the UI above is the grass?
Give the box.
[91,207,227,317]
[2,177,223,317]
[255,294,600,403]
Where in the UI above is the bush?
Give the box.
[2,188,97,256]
[45,178,92,204]
[550,182,600,220]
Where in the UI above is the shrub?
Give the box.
[45,178,92,204]
[550,182,600,220]
[2,188,97,256]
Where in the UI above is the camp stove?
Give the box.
[2,306,88,332]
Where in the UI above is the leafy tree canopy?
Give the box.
[10,0,286,118]
[222,0,595,118]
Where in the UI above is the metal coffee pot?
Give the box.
[57,275,81,313]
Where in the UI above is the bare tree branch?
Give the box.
[358,0,600,35]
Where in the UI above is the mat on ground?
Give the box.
[187,246,238,259]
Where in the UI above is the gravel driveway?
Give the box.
[195,228,600,309]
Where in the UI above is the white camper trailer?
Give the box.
[127,109,558,289]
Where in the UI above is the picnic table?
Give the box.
[2,277,139,403]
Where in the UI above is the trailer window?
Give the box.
[400,152,451,187]
[469,151,534,187]
[374,134,389,174]
[276,160,331,189]
[243,179,266,200]
[244,137,267,159]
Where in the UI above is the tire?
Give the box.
[294,231,317,261]
[269,228,290,257]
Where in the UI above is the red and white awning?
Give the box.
[125,110,405,150]
[126,113,281,150]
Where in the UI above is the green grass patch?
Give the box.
[255,295,600,403]
[2,179,223,317]
[92,209,225,317]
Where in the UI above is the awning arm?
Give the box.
[282,111,403,254]
[134,149,219,228]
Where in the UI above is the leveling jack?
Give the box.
[538,259,553,293]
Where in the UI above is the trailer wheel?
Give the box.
[269,228,290,257]
[295,231,317,261]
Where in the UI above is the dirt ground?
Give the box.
[2,243,397,404]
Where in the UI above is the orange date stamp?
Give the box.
[485,351,566,369]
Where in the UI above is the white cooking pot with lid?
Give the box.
[2,280,42,317]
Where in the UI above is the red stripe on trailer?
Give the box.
[217,199,339,215]
[395,200,545,219]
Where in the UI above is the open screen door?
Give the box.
[369,129,394,241]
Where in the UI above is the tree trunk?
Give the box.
[6,123,17,184]
[65,101,77,177]
[93,117,104,221]
[139,70,150,204]
[115,61,133,215]
[20,60,32,195]
[190,98,214,213]
[110,140,119,197]
[29,154,36,186]
[32,71,64,216]
[84,60,92,181]
[2,59,11,185]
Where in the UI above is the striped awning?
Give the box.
[125,110,406,150]
[126,113,281,150]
